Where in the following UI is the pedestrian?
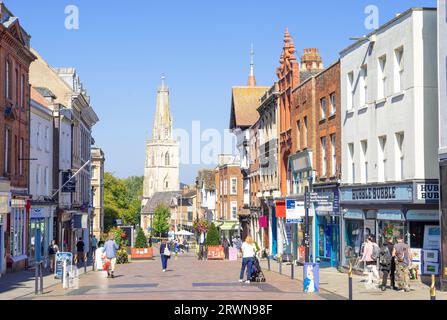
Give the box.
[91,235,98,256]
[148,236,153,248]
[379,237,397,291]
[239,236,257,284]
[199,232,205,260]
[223,238,230,260]
[361,235,380,289]
[95,241,105,270]
[160,239,171,272]
[103,234,119,278]
[394,236,412,292]
[76,237,85,265]
[48,240,59,273]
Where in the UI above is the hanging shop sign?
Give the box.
[275,200,286,218]
[286,199,305,223]
[416,183,440,203]
[30,207,50,219]
[340,183,413,203]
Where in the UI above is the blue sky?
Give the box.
[8,0,436,184]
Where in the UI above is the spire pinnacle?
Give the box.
[160,74,166,90]
[247,44,256,86]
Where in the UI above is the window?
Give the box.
[36,165,40,187]
[304,116,308,148]
[165,153,170,166]
[361,140,368,183]
[5,61,10,99]
[360,65,367,106]
[348,143,355,183]
[14,135,17,175]
[231,201,238,220]
[320,97,326,120]
[296,120,301,150]
[11,208,26,257]
[19,138,24,176]
[230,177,237,195]
[330,93,336,116]
[331,134,336,176]
[45,126,50,152]
[378,55,387,100]
[15,69,18,104]
[4,128,11,174]
[394,47,404,93]
[36,123,41,150]
[224,179,228,195]
[21,75,25,108]
[165,181,169,189]
[395,132,404,181]
[378,136,387,182]
[321,137,327,176]
[44,167,49,194]
[347,71,354,110]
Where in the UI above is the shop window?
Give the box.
[378,220,406,245]
[344,219,364,267]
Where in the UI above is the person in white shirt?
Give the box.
[239,236,256,284]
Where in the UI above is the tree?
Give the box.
[205,223,220,246]
[152,204,171,237]
[134,228,148,248]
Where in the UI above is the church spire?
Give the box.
[247,44,256,87]
[152,75,173,140]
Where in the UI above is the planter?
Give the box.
[207,245,225,260]
[131,247,153,260]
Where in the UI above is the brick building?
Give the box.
[0,2,36,273]
[215,155,245,240]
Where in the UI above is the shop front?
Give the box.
[268,200,278,257]
[313,185,341,268]
[8,196,31,272]
[0,184,10,276]
[28,205,54,267]
[340,181,440,271]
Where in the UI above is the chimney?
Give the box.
[300,48,324,72]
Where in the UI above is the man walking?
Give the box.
[76,237,85,266]
[394,236,412,292]
[103,234,119,278]
[379,237,396,291]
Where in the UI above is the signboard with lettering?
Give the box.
[30,208,50,219]
[416,184,439,202]
[340,184,413,203]
[286,199,305,223]
[55,252,73,279]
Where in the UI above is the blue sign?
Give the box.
[303,263,319,293]
[286,199,305,223]
[55,252,73,279]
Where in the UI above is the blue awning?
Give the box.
[343,209,364,220]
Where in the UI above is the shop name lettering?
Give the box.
[351,187,397,200]
[418,184,439,199]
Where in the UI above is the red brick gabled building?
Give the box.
[0,2,36,273]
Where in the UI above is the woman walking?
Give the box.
[160,239,171,272]
[239,236,256,284]
[361,235,380,289]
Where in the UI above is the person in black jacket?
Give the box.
[159,239,171,272]
[379,237,396,291]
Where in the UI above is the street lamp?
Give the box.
[304,171,314,263]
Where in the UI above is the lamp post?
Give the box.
[304,171,314,263]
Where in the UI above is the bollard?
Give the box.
[291,261,294,279]
[279,259,282,275]
[34,263,39,295]
[430,274,436,301]
[267,256,271,271]
[39,262,43,294]
[348,262,353,301]
[84,255,87,274]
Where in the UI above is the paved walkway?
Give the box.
[2,251,446,300]
[0,260,94,300]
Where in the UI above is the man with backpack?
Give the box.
[379,237,396,291]
[394,236,412,292]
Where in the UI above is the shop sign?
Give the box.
[340,184,413,203]
[343,209,364,220]
[406,210,439,221]
[416,184,439,202]
[55,252,73,279]
[377,209,405,221]
[11,198,26,208]
[286,199,305,223]
[30,208,49,219]
[310,192,334,213]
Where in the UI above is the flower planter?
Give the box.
[207,245,225,260]
[130,247,153,260]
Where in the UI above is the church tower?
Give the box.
[142,76,180,205]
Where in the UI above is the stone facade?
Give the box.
[91,147,105,239]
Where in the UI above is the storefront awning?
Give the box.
[406,210,439,221]
[377,209,405,221]
[275,200,286,218]
[218,222,240,231]
[343,209,364,220]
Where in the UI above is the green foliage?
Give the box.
[205,223,220,246]
[135,228,148,248]
[116,249,129,264]
[152,205,171,237]
[193,219,209,234]
[104,172,144,231]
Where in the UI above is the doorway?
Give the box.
[29,219,47,266]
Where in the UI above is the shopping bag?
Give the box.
[103,259,110,271]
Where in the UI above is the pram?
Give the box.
[250,256,266,282]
